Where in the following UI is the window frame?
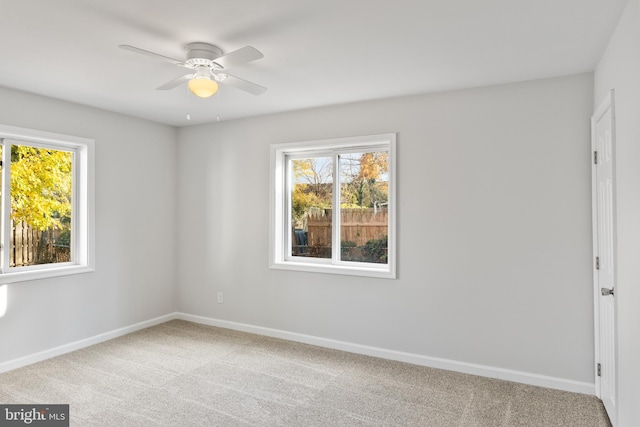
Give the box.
[0,125,95,284]
[270,133,396,279]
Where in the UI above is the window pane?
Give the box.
[339,152,389,264]
[290,157,333,259]
[10,145,73,267]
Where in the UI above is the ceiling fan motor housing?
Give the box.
[185,42,223,69]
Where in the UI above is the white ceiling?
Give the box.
[0,0,628,127]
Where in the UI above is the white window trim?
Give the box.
[0,125,95,284]
[270,133,396,279]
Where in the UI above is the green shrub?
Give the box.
[363,235,388,263]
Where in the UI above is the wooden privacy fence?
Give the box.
[10,220,70,267]
[305,208,388,247]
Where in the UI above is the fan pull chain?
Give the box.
[186,82,192,121]
[215,86,221,122]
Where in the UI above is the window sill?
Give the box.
[0,264,94,285]
[270,260,395,279]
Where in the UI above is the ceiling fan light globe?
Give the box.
[188,77,219,98]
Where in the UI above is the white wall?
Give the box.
[177,73,595,384]
[594,0,640,425]
[0,87,178,363]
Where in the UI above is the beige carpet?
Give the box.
[0,320,611,426]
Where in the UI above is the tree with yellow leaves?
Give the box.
[10,145,73,231]
[340,151,388,208]
[291,158,332,228]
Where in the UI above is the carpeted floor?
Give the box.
[0,320,611,426]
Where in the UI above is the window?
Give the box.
[0,125,94,283]
[270,133,396,278]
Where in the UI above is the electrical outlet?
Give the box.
[217,292,224,304]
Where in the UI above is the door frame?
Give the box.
[591,89,617,419]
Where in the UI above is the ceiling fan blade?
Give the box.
[213,46,263,69]
[119,44,184,66]
[218,73,267,95]
[157,74,193,90]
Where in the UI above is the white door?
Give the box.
[592,90,616,425]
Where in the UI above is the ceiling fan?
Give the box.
[119,42,266,98]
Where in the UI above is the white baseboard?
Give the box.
[176,312,595,396]
[0,312,178,374]
[0,311,595,396]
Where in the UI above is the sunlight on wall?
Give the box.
[0,285,7,317]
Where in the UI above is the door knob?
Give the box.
[601,287,614,296]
